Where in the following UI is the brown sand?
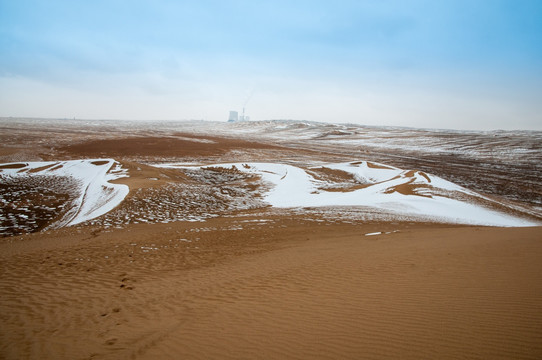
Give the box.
[1,120,541,359]
[57,134,284,159]
[1,219,541,359]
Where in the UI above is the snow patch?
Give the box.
[160,161,537,227]
[0,159,129,226]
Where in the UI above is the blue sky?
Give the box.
[1,0,541,129]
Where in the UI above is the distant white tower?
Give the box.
[239,107,251,121]
[228,111,238,122]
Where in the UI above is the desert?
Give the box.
[3,1,542,358]
[1,118,541,359]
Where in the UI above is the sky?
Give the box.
[1,0,541,130]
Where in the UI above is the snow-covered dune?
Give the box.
[2,157,537,233]
[161,161,536,227]
[0,159,128,227]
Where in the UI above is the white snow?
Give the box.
[3,156,535,230]
[0,159,129,226]
[160,161,537,227]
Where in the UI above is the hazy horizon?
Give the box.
[1,1,541,130]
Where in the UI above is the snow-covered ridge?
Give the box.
[0,159,129,226]
[2,157,538,234]
[160,161,537,227]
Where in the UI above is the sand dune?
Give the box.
[1,218,541,359]
[3,157,537,238]
[1,118,541,359]
[0,159,128,235]
[158,161,538,226]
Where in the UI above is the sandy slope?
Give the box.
[1,218,541,359]
[1,119,542,360]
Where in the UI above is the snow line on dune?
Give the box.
[159,161,537,227]
[0,159,129,226]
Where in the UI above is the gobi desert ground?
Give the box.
[1,118,541,359]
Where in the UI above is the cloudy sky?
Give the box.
[1,0,541,130]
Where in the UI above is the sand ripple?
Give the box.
[1,220,541,359]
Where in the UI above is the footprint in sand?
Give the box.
[119,275,135,290]
[105,338,117,346]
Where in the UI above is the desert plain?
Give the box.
[1,118,541,359]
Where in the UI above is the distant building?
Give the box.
[228,111,238,122]
[228,109,250,122]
